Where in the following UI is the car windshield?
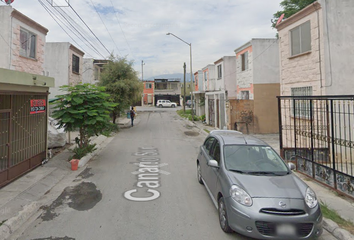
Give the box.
[223,145,289,175]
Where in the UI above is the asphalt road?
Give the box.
[16,108,334,240]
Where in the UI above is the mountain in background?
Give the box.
[145,73,193,82]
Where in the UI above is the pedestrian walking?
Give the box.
[130,107,135,126]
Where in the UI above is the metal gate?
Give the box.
[278,95,354,199]
[208,99,215,127]
[0,94,48,187]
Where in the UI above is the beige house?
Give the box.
[0,6,54,187]
[276,0,354,96]
[233,39,280,134]
[44,42,85,100]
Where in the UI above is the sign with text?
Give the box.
[30,99,46,114]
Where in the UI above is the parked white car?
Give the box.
[156,100,177,108]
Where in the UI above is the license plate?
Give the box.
[276,223,296,236]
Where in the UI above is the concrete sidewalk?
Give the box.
[0,116,131,240]
[189,119,354,240]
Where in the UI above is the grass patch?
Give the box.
[320,202,354,234]
[177,109,200,121]
[204,129,210,133]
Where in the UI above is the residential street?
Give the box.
[8,108,338,240]
[14,108,247,240]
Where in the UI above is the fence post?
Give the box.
[330,99,337,189]
[277,97,284,158]
[310,99,315,178]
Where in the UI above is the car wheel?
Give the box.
[218,197,233,233]
[197,163,203,184]
[159,104,163,108]
[172,104,176,108]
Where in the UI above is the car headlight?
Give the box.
[230,185,253,207]
[305,187,318,208]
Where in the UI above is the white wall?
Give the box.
[223,56,237,99]
[252,39,279,85]
[44,42,70,99]
[0,6,12,69]
[320,0,354,95]
[82,58,94,84]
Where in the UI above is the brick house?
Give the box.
[0,6,54,187]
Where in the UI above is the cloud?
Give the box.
[7,0,282,79]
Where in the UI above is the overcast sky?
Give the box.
[4,0,282,79]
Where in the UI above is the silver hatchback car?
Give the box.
[197,130,322,239]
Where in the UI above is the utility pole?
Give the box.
[141,60,145,81]
[183,62,186,113]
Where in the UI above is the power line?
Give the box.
[68,2,111,56]
[38,0,96,58]
[89,0,121,56]
[110,0,133,57]
[40,0,106,58]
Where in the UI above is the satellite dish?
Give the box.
[276,13,285,26]
[5,0,14,4]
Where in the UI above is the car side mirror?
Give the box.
[288,162,296,171]
[208,160,219,168]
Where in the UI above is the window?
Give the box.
[291,86,312,118]
[217,65,222,79]
[145,83,152,89]
[20,28,36,59]
[290,21,311,56]
[241,52,248,71]
[72,54,80,73]
[204,137,215,153]
[210,141,221,163]
[241,91,249,100]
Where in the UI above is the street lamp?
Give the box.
[166,32,194,121]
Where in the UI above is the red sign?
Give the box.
[30,99,46,114]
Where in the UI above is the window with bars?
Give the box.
[290,21,311,56]
[291,86,312,118]
[20,28,36,59]
[72,54,80,74]
[145,83,152,89]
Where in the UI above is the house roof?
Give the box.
[276,1,321,31]
[12,9,48,35]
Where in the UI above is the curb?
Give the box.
[323,218,354,240]
[0,202,40,240]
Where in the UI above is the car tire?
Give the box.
[197,163,203,184]
[159,104,163,108]
[172,104,176,108]
[218,197,233,233]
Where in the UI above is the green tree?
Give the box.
[51,84,117,158]
[99,55,143,123]
[271,0,316,28]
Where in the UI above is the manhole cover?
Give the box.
[184,131,199,136]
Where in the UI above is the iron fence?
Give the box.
[278,95,354,198]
